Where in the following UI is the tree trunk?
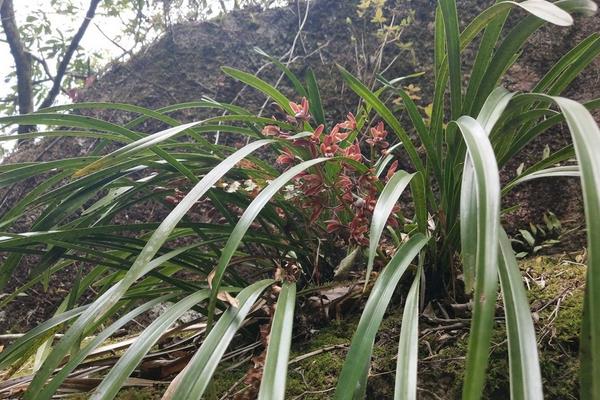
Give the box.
[1,0,34,135]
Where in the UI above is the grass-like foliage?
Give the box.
[1,0,600,398]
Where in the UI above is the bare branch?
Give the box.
[29,52,55,81]
[1,0,34,134]
[38,0,102,109]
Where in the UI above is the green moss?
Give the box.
[115,387,166,400]
[522,256,585,343]
[212,363,246,397]
[190,256,586,399]
[285,318,357,399]
[413,255,585,399]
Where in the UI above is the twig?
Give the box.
[288,343,348,365]
[218,374,247,400]
[38,0,102,109]
[256,0,311,118]
[292,387,335,400]
[93,21,132,57]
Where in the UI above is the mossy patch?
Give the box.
[245,255,582,399]
[80,255,583,400]
[115,386,166,400]
[409,255,585,399]
[285,318,356,399]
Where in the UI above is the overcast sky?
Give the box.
[0,0,136,96]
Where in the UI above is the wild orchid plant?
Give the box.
[0,0,600,399]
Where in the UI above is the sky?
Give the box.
[0,0,285,154]
[0,0,137,99]
[0,0,141,151]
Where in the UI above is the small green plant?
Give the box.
[511,212,564,258]
[0,0,600,399]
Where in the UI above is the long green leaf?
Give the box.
[306,68,326,125]
[254,47,307,97]
[548,96,600,400]
[394,266,422,400]
[461,87,514,292]
[163,279,274,399]
[453,116,501,400]
[206,157,328,326]
[0,306,86,370]
[222,66,293,114]
[439,0,462,120]
[366,170,415,286]
[23,139,275,397]
[498,228,543,399]
[337,65,425,175]
[258,282,296,400]
[90,290,210,400]
[334,234,429,399]
[36,295,174,400]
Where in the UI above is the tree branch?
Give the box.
[1,0,34,134]
[38,0,102,109]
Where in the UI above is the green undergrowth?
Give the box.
[212,255,585,399]
[63,255,588,399]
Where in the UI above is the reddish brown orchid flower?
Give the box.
[326,216,344,233]
[262,125,282,136]
[385,160,399,181]
[386,204,402,228]
[364,194,378,213]
[330,124,349,143]
[343,142,362,162]
[335,174,354,192]
[289,97,310,120]
[300,173,323,196]
[309,202,324,224]
[310,124,325,143]
[320,134,340,157]
[276,148,296,165]
[349,215,369,245]
[358,170,378,191]
[366,121,390,148]
[338,112,356,130]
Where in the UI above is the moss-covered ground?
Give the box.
[210,255,585,399]
[15,255,585,399]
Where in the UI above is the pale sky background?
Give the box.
[0,0,267,153]
[0,0,145,151]
[1,0,142,105]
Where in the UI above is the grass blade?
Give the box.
[394,265,422,400]
[498,228,543,399]
[334,234,429,399]
[258,282,296,400]
[163,279,274,399]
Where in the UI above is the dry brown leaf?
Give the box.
[207,270,239,308]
